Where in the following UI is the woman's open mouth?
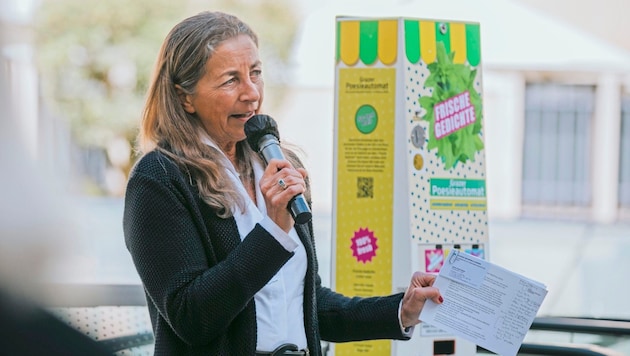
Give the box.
[230,111,254,121]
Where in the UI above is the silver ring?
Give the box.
[278,178,287,190]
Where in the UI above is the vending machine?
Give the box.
[331,16,488,356]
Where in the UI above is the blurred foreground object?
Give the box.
[0,49,110,356]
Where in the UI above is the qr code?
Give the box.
[357,177,374,198]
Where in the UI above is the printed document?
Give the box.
[419,249,547,356]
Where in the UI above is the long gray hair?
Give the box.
[138,11,307,217]
[140,12,255,217]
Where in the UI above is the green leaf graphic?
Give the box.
[418,42,484,170]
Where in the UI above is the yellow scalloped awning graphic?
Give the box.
[336,19,481,66]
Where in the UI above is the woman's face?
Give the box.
[181,34,263,150]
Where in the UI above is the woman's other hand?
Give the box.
[400,271,443,328]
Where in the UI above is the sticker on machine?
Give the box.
[351,227,378,263]
[424,247,445,273]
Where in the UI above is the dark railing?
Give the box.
[44,284,147,307]
[478,316,630,355]
[530,317,630,337]
[99,332,155,353]
[46,285,630,355]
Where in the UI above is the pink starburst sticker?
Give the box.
[351,227,378,263]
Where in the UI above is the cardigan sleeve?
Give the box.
[315,284,408,342]
[123,154,294,346]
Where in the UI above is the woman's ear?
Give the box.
[175,84,195,114]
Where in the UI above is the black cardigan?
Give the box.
[123,150,408,355]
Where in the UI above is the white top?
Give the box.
[201,135,308,351]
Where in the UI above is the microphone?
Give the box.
[244,114,312,225]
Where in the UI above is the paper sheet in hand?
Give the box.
[419,250,547,356]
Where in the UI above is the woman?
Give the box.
[123,11,442,355]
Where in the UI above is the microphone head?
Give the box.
[244,114,280,152]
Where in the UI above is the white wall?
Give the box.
[483,70,525,219]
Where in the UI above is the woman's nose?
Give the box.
[239,79,261,102]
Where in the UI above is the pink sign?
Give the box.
[433,90,476,139]
[425,249,444,273]
[351,227,378,263]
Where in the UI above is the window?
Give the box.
[522,83,594,208]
